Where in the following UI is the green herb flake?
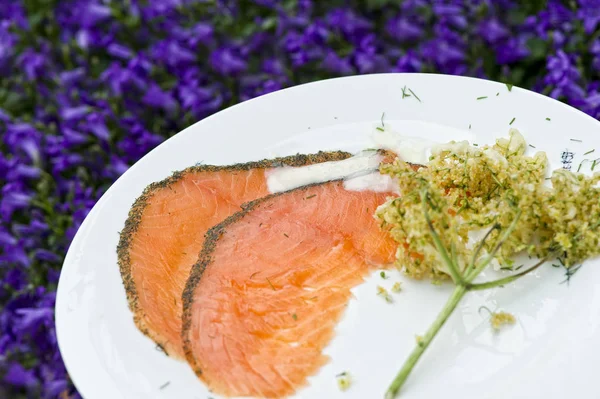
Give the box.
[305,194,316,199]
[570,138,583,142]
[476,96,488,100]
[292,313,298,320]
[159,381,170,390]
[469,124,472,129]
[266,277,276,291]
[408,88,421,102]
[401,85,411,99]
[561,263,583,285]
[380,271,388,279]
[509,117,516,125]
[496,92,500,96]
[283,233,289,238]
[546,117,551,121]
[376,127,384,131]
[381,111,385,127]
[529,144,536,149]
[584,149,595,156]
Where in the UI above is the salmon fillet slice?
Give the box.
[181,180,399,398]
[117,151,351,358]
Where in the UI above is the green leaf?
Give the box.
[527,37,549,60]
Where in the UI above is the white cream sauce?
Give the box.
[372,128,436,165]
[266,150,384,193]
[343,173,399,194]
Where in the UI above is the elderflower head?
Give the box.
[376,128,600,281]
[490,311,516,330]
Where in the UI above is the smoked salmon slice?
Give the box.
[117,151,350,358]
[181,180,399,398]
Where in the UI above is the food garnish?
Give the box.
[377,129,600,398]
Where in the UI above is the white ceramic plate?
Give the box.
[56,74,600,399]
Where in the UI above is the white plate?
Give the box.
[56,74,600,399]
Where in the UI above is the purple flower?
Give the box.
[496,35,530,64]
[395,50,423,72]
[60,106,89,121]
[188,23,214,47]
[85,113,111,141]
[478,19,509,44]
[107,43,133,59]
[3,363,38,388]
[210,48,247,75]
[7,164,40,180]
[14,307,54,335]
[4,268,27,291]
[421,38,465,67]
[142,85,177,111]
[326,8,371,37]
[322,50,354,75]
[386,16,424,42]
[16,49,46,81]
[78,4,112,27]
[151,39,196,67]
[0,229,16,247]
[262,58,286,75]
[1,191,32,222]
[34,249,60,263]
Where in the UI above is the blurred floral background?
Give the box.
[1,0,600,397]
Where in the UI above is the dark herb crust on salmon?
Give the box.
[117,151,350,353]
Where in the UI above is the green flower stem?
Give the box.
[465,209,522,281]
[385,284,467,399]
[463,223,500,277]
[421,190,464,285]
[466,256,549,291]
[386,207,527,398]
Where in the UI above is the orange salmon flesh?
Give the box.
[182,180,398,398]
[117,152,351,358]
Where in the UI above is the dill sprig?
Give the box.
[584,149,595,156]
[408,88,421,102]
[401,85,410,99]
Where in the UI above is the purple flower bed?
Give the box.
[1,0,599,397]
